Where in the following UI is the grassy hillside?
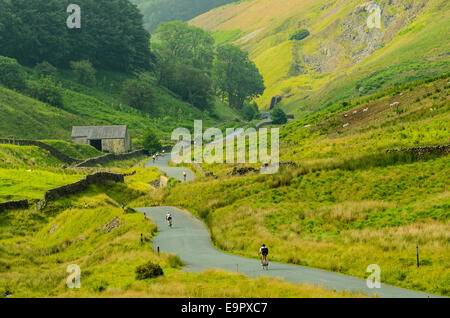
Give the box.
[0,159,363,298]
[40,140,103,160]
[151,75,450,296]
[0,64,238,143]
[191,0,450,116]
[131,0,239,31]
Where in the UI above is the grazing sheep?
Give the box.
[363,108,369,112]
[390,102,400,107]
[343,123,349,128]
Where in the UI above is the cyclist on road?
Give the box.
[183,171,187,182]
[152,154,156,163]
[166,211,173,227]
[258,244,269,265]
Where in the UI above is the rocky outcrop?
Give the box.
[228,166,259,176]
[270,95,282,109]
[75,149,146,167]
[99,217,122,233]
[0,200,29,213]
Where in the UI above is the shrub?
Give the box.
[124,207,136,214]
[142,128,162,154]
[168,177,181,188]
[121,77,154,111]
[166,254,184,268]
[289,29,310,41]
[135,261,163,280]
[27,77,64,108]
[271,107,288,124]
[242,102,259,121]
[34,61,58,78]
[71,60,96,86]
[0,56,26,91]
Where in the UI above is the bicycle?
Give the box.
[261,257,269,270]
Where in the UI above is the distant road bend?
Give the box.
[138,141,441,298]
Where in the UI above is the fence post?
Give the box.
[416,244,419,268]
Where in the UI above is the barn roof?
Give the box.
[72,125,128,140]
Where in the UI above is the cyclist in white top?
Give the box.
[166,212,173,227]
[258,244,269,265]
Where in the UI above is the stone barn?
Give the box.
[71,125,131,153]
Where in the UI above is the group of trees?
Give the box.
[152,21,265,111]
[0,56,64,108]
[152,21,215,110]
[0,55,100,109]
[0,0,153,72]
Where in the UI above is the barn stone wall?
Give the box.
[72,137,89,146]
[102,138,127,153]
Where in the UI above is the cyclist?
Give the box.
[152,154,156,163]
[166,211,173,227]
[183,171,187,182]
[258,244,269,265]
[162,149,165,157]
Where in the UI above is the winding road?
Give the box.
[138,143,441,298]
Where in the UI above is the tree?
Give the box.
[171,64,214,110]
[0,0,153,72]
[71,60,96,86]
[34,61,58,78]
[271,107,287,125]
[27,77,64,108]
[142,128,162,154]
[152,21,215,110]
[214,44,265,109]
[121,76,154,111]
[290,29,310,41]
[152,21,214,71]
[0,56,26,91]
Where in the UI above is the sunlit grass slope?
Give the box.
[192,0,450,115]
[0,175,364,297]
[153,76,450,296]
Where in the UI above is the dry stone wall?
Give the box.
[0,138,82,165]
[387,145,449,158]
[0,200,29,213]
[75,149,146,167]
[36,172,125,210]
